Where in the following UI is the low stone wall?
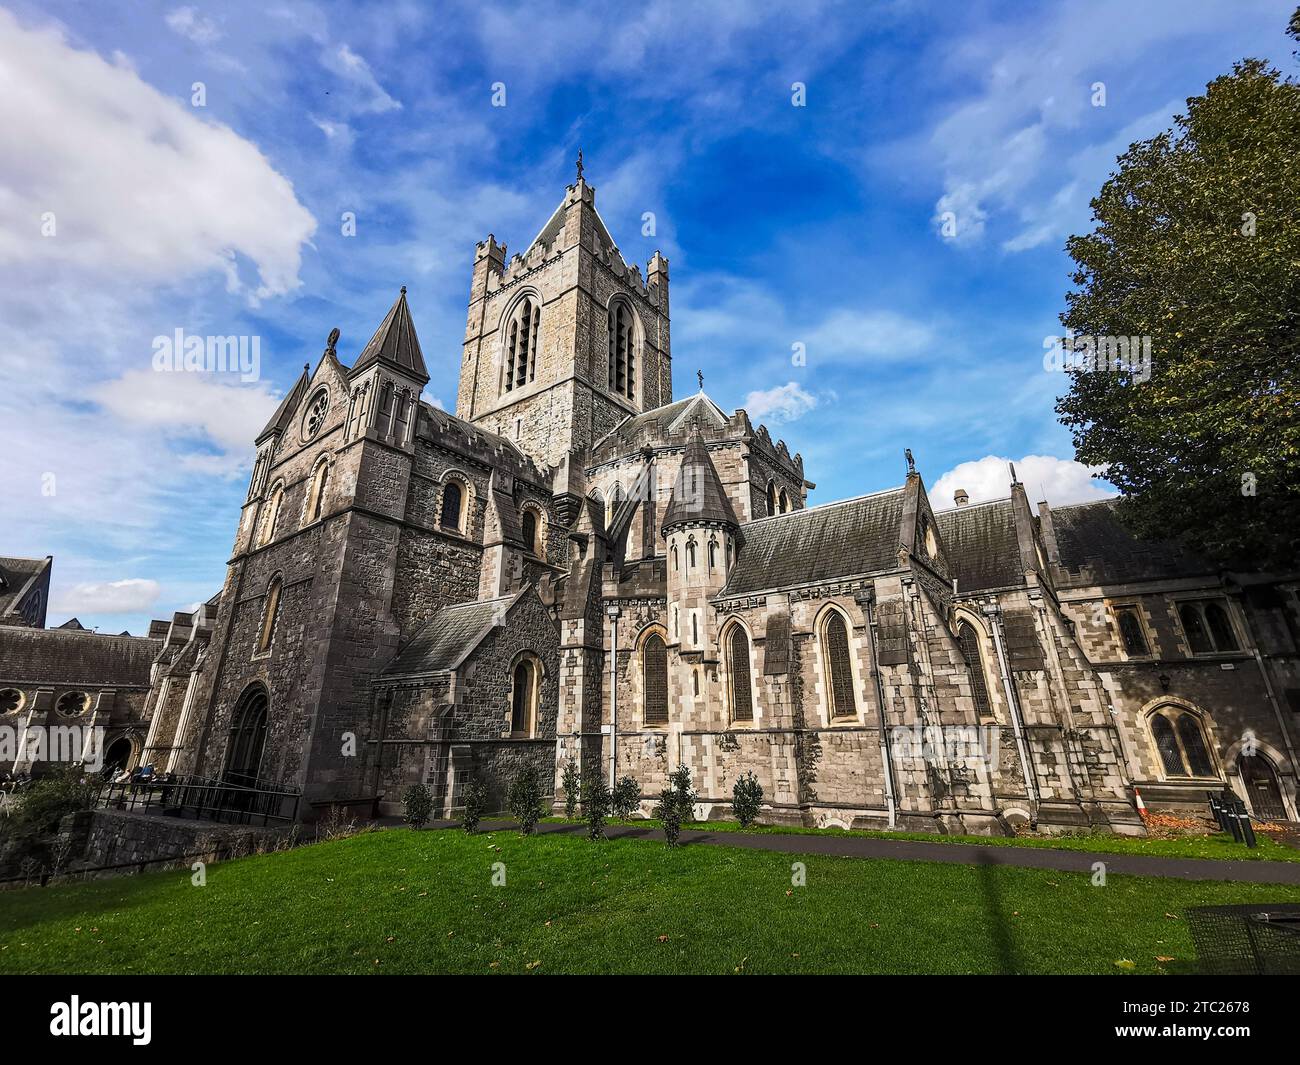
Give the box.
[76,809,290,870]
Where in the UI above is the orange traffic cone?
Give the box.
[1134,787,1149,819]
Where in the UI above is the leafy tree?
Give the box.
[561,758,581,821]
[2,766,96,858]
[461,777,487,834]
[654,764,698,846]
[1056,23,1300,570]
[731,771,764,829]
[507,764,543,836]
[402,783,433,830]
[583,771,610,841]
[611,776,641,820]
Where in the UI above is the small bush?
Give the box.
[561,759,581,821]
[507,765,544,836]
[583,772,610,840]
[461,777,487,834]
[732,771,764,829]
[612,775,641,820]
[654,764,697,846]
[402,783,433,830]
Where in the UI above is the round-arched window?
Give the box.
[0,688,25,715]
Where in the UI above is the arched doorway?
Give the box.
[103,736,133,776]
[1239,753,1287,821]
[223,686,268,788]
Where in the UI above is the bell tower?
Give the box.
[456,161,672,470]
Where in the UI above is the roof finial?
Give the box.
[905,448,916,475]
[697,369,704,391]
[1009,461,1020,485]
[325,327,339,358]
[575,148,584,183]
[400,285,407,296]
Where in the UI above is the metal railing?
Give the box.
[97,773,300,826]
[1188,904,1300,975]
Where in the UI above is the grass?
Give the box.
[3,827,1299,975]
[543,816,1300,862]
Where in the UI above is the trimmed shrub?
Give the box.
[612,775,641,820]
[732,771,764,828]
[462,777,487,834]
[654,764,697,846]
[561,758,581,821]
[583,772,610,841]
[402,783,433,829]
[507,764,544,836]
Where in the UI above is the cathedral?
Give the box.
[8,170,1297,835]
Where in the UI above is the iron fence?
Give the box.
[97,773,300,826]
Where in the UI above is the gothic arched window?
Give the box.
[257,483,284,547]
[510,658,538,735]
[504,296,540,393]
[1116,608,1149,656]
[708,538,718,570]
[642,633,668,725]
[608,299,636,399]
[822,611,856,718]
[766,481,778,517]
[1205,603,1238,651]
[521,509,538,554]
[440,481,464,531]
[258,577,282,653]
[1149,707,1217,779]
[1179,604,1213,654]
[778,488,789,514]
[305,460,330,523]
[956,620,994,721]
[686,537,697,570]
[726,624,754,723]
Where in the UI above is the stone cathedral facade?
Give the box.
[120,172,1300,835]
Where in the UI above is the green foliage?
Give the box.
[1056,36,1300,570]
[3,766,96,859]
[611,776,641,820]
[461,777,487,834]
[654,764,697,846]
[731,771,764,829]
[401,783,433,830]
[507,765,544,836]
[582,772,609,841]
[561,759,581,821]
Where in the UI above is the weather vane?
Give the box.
[697,369,704,390]
[576,148,584,183]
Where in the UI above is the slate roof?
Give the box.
[594,393,728,452]
[257,365,310,442]
[1051,498,1211,583]
[720,488,906,597]
[0,627,161,687]
[383,592,523,677]
[352,287,429,381]
[0,556,50,619]
[662,431,737,531]
[935,498,1026,592]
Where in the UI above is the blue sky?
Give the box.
[1,0,1293,635]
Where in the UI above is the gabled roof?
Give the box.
[526,182,618,257]
[383,591,526,677]
[1050,498,1210,583]
[352,287,429,382]
[0,555,51,622]
[934,498,1025,592]
[720,488,906,598]
[593,392,729,453]
[662,431,737,532]
[257,365,310,442]
[0,626,161,687]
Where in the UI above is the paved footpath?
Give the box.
[449,819,1300,885]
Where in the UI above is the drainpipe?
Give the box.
[984,603,1039,805]
[864,597,897,828]
[606,604,620,789]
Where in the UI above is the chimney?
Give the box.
[954,488,970,507]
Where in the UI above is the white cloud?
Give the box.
[322,42,402,114]
[165,7,223,46]
[743,381,818,425]
[932,454,1114,510]
[0,8,316,299]
[54,578,161,616]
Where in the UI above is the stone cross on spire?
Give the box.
[576,149,584,183]
[697,369,704,391]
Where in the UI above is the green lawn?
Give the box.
[545,817,1300,862]
[4,828,1299,975]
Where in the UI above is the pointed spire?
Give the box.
[351,286,429,383]
[662,430,737,533]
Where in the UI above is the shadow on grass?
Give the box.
[975,851,1021,975]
